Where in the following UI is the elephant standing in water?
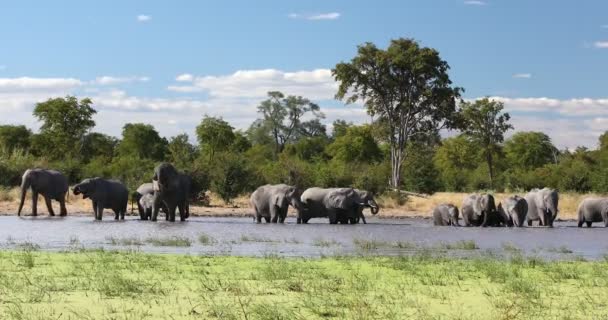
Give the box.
[498,196,527,227]
[250,184,303,223]
[73,178,129,220]
[151,163,191,222]
[298,187,379,224]
[132,183,168,220]
[577,198,608,228]
[525,188,559,227]
[432,204,459,226]
[461,194,508,227]
[17,169,68,217]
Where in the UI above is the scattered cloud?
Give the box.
[137,15,151,22]
[167,68,337,100]
[288,12,341,20]
[175,74,194,82]
[0,77,82,92]
[512,73,532,79]
[92,76,150,85]
[594,41,608,48]
[464,1,487,5]
[490,96,608,117]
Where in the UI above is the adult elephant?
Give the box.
[577,197,608,228]
[497,196,527,227]
[432,203,459,226]
[525,188,559,227]
[349,189,379,224]
[73,178,129,220]
[131,183,168,220]
[461,193,508,227]
[250,184,303,223]
[151,163,191,222]
[298,187,378,224]
[17,169,68,217]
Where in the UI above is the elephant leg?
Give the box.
[137,200,146,220]
[537,209,546,226]
[602,211,608,228]
[270,206,279,223]
[360,213,367,224]
[96,202,104,220]
[168,204,177,222]
[113,208,119,220]
[278,208,286,223]
[328,210,338,224]
[31,191,38,216]
[527,219,533,227]
[44,196,55,216]
[59,196,67,216]
[178,203,186,221]
[578,219,584,228]
[151,194,162,222]
[296,218,302,224]
[303,218,310,224]
[264,216,270,223]
[586,221,592,228]
[256,214,262,224]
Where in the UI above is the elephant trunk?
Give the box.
[17,178,30,216]
[369,201,380,215]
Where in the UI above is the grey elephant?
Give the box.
[298,187,379,224]
[349,189,380,224]
[151,163,191,222]
[432,203,459,226]
[17,169,68,217]
[461,194,508,227]
[577,197,608,228]
[131,183,168,220]
[497,196,527,227]
[250,184,303,223]
[73,178,129,220]
[525,188,559,227]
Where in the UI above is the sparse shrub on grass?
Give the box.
[198,233,216,245]
[147,236,191,247]
[440,240,479,250]
[313,238,340,247]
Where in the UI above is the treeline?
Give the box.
[1,38,607,203]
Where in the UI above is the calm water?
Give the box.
[1,215,606,259]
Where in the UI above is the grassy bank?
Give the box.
[0,249,607,319]
[1,187,606,220]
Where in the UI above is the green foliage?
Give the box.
[284,136,329,161]
[434,135,479,191]
[331,119,352,138]
[81,133,117,161]
[504,131,557,170]
[402,143,440,194]
[0,125,32,154]
[167,134,196,170]
[333,38,462,189]
[460,98,513,187]
[325,125,382,164]
[117,123,167,161]
[32,96,96,159]
[209,153,255,204]
[196,116,235,159]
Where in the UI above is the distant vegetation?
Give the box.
[1,38,607,205]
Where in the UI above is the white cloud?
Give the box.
[92,76,150,85]
[594,41,608,48]
[464,1,487,5]
[0,77,82,92]
[512,73,532,79]
[175,74,194,82]
[288,12,341,20]
[168,68,337,100]
[137,15,151,22]
[489,96,608,116]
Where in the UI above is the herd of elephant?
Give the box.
[11,164,608,227]
[433,188,608,228]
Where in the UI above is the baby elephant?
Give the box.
[577,198,608,228]
[73,178,129,221]
[432,204,459,226]
[498,196,528,227]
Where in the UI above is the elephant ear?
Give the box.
[327,189,352,209]
[273,192,287,207]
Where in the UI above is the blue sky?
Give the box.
[0,0,607,148]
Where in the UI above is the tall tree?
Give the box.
[81,132,118,161]
[196,116,235,160]
[117,123,168,161]
[333,38,461,189]
[0,125,32,154]
[460,98,513,188]
[33,96,96,159]
[253,91,324,157]
[504,131,558,170]
[167,134,196,169]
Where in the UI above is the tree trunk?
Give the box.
[487,152,494,189]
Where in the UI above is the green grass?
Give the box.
[0,250,606,319]
[439,240,479,250]
[147,236,192,247]
[313,238,340,247]
[106,236,144,246]
[239,234,276,243]
[198,233,216,245]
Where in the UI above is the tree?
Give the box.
[33,96,96,159]
[433,135,480,191]
[504,132,557,170]
[167,134,196,169]
[117,123,167,161]
[599,131,608,150]
[253,91,325,157]
[196,116,235,160]
[460,98,512,188]
[231,131,252,153]
[332,120,352,138]
[81,132,118,161]
[326,125,382,163]
[0,125,32,154]
[333,38,461,190]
